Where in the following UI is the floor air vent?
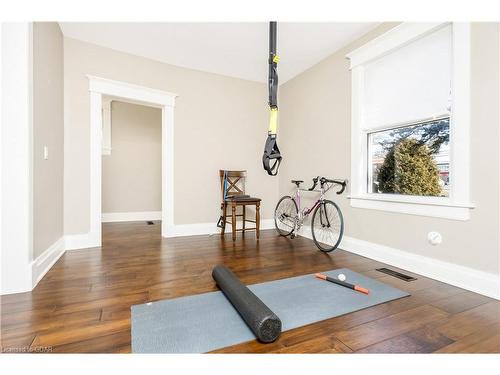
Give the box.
[376,268,417,282]
[146,221,155,225]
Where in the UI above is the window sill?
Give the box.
[348,194,474,221]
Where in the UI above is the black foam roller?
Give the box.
[212,265,282,343]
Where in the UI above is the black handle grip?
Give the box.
[336,182,346,195]
[308,176,319,191]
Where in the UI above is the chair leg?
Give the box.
[221,203,226,236]
[231,202,237,241]
[242,205,246,235]
[256,202,260,239]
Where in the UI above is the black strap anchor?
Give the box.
[262,21,282,176]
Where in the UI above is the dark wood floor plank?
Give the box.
[357,326,454,353]
[333,305,450,351]
[432,302,500,340]
[435,322,500,353]
[52,330,131,353]
[1,222,498,353]
[1,309,102,336]
[276,335,353,353]
[52,292,149,315]
[31,318,130,347]
[428,290,493,314]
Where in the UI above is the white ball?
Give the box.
[338,273,346,282]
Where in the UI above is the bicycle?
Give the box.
[274,177,347,252]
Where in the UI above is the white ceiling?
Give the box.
[59,22,378,84]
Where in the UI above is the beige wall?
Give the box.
[279,23,500,275]
[102,101,162,213]
[33,22,64,258]
[64,37,278,235]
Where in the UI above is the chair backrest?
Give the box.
[219,170,247,201]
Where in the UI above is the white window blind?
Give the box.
[362,24,452,130]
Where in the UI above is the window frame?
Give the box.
[346,22,474,220]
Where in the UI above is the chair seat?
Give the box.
[226,196,261,202]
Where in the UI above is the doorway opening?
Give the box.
[88,76,177,247]
[101,98,162,225]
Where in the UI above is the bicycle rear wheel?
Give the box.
[311,200,344,252]
[274,196,298,236]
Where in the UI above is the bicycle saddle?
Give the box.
[291,180,304,186]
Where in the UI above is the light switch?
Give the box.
[44,146,49,160]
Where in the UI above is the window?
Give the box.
[368,117,450,197]
[347,23,473,220]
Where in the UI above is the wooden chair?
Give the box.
[219,170,261,241]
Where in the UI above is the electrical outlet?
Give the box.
[427,231,442,245]
[43,146,49,160]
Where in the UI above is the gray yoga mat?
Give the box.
[131,268,409,353]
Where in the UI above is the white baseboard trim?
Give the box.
[101,211,162,223]
[339,236,500,300]
[31,237,65,288]
[3,234,97,294]
[297,226,499,300]
[64,232,100,251]
[165,219,275,238]
[63,219,276,249]
[297,226,499,299]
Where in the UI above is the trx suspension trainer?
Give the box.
[262,21,282,176]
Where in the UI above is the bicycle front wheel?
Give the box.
[274,196,298,236]
[311,200,344,252]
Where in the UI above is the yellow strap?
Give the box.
[273,55,280,63]
[268,108,278,134]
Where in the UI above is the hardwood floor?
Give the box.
[1,222,499,353]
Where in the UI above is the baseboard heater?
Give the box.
[376,268,417,282]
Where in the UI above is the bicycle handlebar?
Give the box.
[322,178,347,194]
[299,176,347,194]
[304,177,347,194]
[307,176,319,191]
[333,180,347,195]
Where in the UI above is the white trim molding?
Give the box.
[1,23,34,295]
[347,23,447,68]
[346,22,473,221]
[348,194,474,221]
[86,76,178,250]
[297,227,499,300]
[102,211,162,223]
[101,97,112,155]
[64,233,99,251]
[87,75,177,107]
[65,219,275,240]
[89,90,103,248]
[31,237,65,288]
[340,236,500,300]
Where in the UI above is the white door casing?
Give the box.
[87,76,177,247]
